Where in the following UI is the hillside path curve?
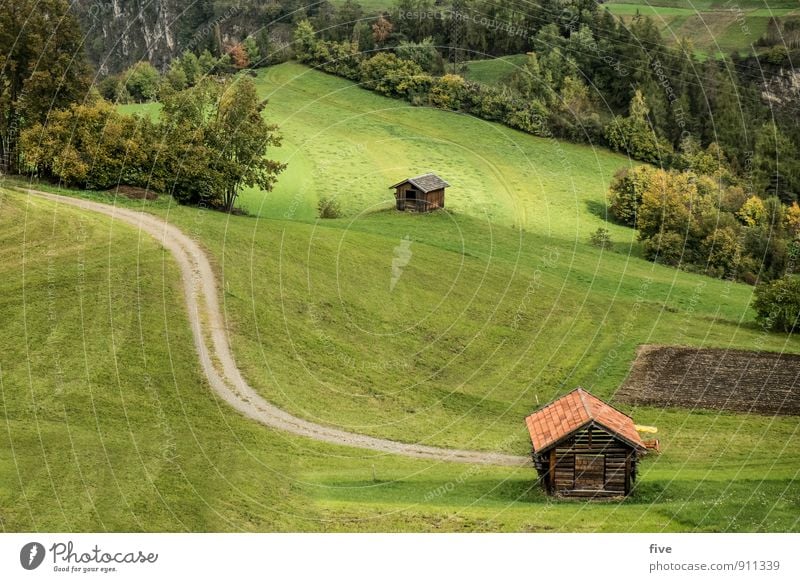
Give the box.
[24,189,529,467]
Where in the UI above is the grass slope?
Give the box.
[6,62,799,531]
[125,63,636,242]
[464,54,528,85]
[0,187,546,532]
[251,63,636,238]
[119,64,800,449]
[5,184,799,532]
[606,1,800,57]
[608,1,798,9]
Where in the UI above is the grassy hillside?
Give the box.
[457,3,800,71]
[331,0,389,13]
[606,1,800,57]
[125,63,636,242]
[6,178,799,532]
[327,1,797,59]
[121,63,800,451]
[464,54,528,85]
[0,187,543,532]
[7,61,799,532]
[250,63,635,238]
[607,1,798,9]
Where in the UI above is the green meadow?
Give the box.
[123,62,638,241]
[606,1,800,56]
[463,54,528,85]
[3,61,799,532]
[607,1,798,9]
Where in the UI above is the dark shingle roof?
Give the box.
[390,173,450,193]
[524,388,646,453]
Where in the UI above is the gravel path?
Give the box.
[26,189,529,467]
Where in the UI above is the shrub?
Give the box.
[589,227,613,249]
[702,226,742,277]
[395,38,440,73]
[123,61,161,102]
[636,170,693,241]
[20,99,157,190]
[642,232,687,266]
[318,196,342,218]
[607,165,655,227]
[753,275,800,332]
[737,195,767,226]
[293,20,318,62]
[604,90,673,164]
[358,53,424,98]
[428,74,467,110]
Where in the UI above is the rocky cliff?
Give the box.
[73,0,296,74]
[761,67,800,109]
[75,0,189,73]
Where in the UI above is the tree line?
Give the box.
[1,0,284,212]
[20,77,284,212]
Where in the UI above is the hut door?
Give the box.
[405,189,418,211]
[574,454,604,490]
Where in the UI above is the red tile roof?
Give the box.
[525,388,645,452]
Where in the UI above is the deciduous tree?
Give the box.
[753,275,800,332]
[0,0,90,173]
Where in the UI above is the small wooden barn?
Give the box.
[525,388,646,498]
[390,173,449,212]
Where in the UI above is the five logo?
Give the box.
[20,542,46,570]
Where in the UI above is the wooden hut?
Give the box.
[390,173,449,212]
[524,388,646,498]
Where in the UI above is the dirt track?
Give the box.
[25,189,528,467]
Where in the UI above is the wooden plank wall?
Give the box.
[550,425,632,497]
[425,188,444,209]
[395,184,410,210]
[396,186,445,212]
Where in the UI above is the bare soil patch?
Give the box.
[109,185,159,200]
[615,345,800,415]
